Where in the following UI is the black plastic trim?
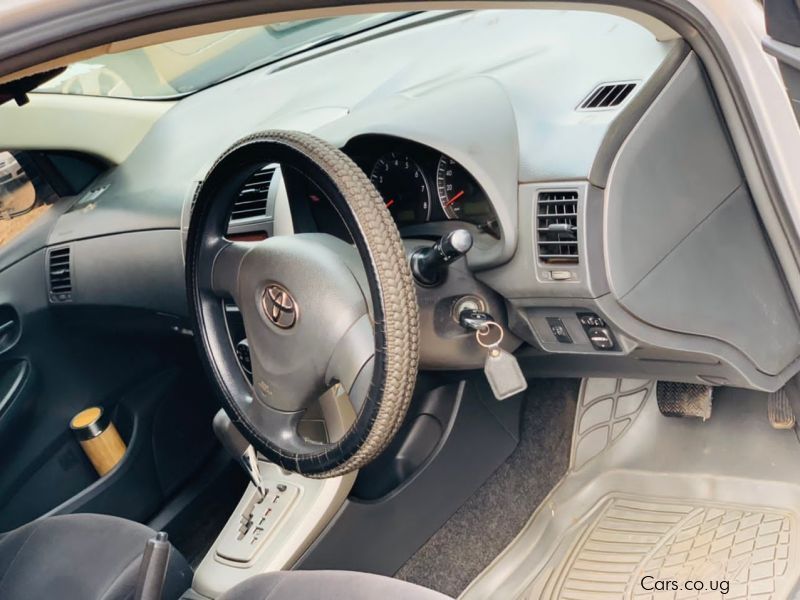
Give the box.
[765,0,800,47]
[295,375,523,575]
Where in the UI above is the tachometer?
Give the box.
[369,153,431,226]
[436,156,494,225]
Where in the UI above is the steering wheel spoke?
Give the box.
[210,240,251,301]
[242,400,327,457]
[325,313,375,406]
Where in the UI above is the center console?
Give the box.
[191,460,355,598]
[190,386,358,599]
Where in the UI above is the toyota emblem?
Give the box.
[262,284,297,329]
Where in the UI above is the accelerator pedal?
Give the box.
[656,382,712,421]
[768,386,796,430]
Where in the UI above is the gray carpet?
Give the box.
[394,378,579,598]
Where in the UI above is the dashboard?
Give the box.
[1,9,798,394]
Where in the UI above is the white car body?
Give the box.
[0,151,24,189]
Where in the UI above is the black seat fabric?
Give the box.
[0,513,192,600]
[220,571,452,600]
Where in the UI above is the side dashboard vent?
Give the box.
[578,81,637,110]
[48,246,72,302]
[537,191,578,264]
[229,165,276,223]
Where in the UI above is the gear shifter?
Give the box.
[410,229,473,286]
[213,409,268,499]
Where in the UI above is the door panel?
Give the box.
[0,211,217,532]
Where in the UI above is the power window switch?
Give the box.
[578,313,605,328]
[587,327,614,350]
[546,317,572,344]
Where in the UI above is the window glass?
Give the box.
[33,13,409,99]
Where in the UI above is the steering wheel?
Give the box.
[186,131,419,478]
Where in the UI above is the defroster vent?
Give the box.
[537,191,578,264]
[48,246,72,302]
[578,81,637,110]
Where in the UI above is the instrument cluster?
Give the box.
[344,136,500,238]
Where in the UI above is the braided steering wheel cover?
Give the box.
[186,131,419,478]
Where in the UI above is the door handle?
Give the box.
[0,360,30,419]
[0,319,15,336]
[0,305,20,354]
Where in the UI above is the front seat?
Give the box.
[219,571,452,600]
[0,514,192,600]
[0,514,450,600]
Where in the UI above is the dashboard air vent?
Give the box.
[537,191,578,264]
[48,246,72,302]
[229,165,276,223]
[578,81,637,110]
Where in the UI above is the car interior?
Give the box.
[1,5,799,600]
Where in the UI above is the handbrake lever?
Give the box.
[213,409,268,500]
[133,532,170,600]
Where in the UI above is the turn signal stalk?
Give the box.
[410,229,473,286]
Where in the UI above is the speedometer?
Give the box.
[436,156,495,226]
[369,153,431,226]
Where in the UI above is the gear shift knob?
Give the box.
[213,409,268,499]
[410,228,473,286]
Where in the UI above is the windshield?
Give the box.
[34,13,407,99]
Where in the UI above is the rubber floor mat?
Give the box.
[526,495,793,599]
[462,381,800,600]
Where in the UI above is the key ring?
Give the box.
[476,322,504,348]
